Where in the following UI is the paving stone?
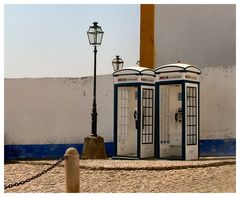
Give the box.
[4,158,236,193]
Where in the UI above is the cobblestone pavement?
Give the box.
[4,158,236,193]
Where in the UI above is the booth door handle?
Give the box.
[175,112,178,122]
[134,110,138,119]
[134,110,138,130]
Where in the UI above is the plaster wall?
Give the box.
[154,4,236,66]
[4,75,114,145]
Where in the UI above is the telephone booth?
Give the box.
[154,63,201,160]
[113,67,155,159]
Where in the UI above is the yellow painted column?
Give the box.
[140,4,155,69]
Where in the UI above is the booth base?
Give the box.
[158,156,184,160]
[81,136,107,159]
[112,156,140,160]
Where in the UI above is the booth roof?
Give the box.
[154,63,201,74]
[113,66,155,76]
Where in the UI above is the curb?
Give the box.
[5,160,235,171]
[79,160,235,171]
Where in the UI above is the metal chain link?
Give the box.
[4,156,67,190]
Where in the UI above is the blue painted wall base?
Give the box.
[199,138,236,156]
[4,139,235,160]
[4,142,114,160]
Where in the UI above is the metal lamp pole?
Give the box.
[87,22,104,137]
[92,45,97,137]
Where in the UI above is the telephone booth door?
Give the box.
[117,86,138,157]
[159,84,183,159]
[113,66,155,159]
[155,63,201,160]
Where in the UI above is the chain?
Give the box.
[4,156,67,190]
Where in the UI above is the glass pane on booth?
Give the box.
[159,84,182,159]
[117,86,138,157]
[140,86,155,158]
[142,88,154,144]
[185,83,199,160]
[186,87,197,145]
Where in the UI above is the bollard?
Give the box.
[64,147,80,193]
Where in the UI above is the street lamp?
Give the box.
[87,22,104,137]
[112,55,124,71]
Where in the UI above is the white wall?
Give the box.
[4,75,114,145]
[200,65,236,139]
[154,4,236,66]
[4,66,236,146]
[154,4,236,140]
[4,4,237,145]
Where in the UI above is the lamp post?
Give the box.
[87,22,104,137]
[82,22,106,159]
[112,55,124,71]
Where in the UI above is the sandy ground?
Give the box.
[4,158,236,193]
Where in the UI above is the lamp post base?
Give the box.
[81,136,107,159]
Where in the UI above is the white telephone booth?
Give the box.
[113,67,155,159]
[154,63,201,160]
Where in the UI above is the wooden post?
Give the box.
[64,147,80,193]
